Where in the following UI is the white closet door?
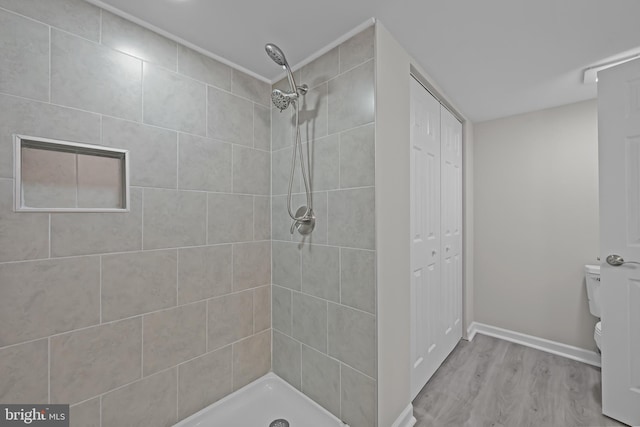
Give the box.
[440,106,463,355]
[410,77,442,399]
[410,78,463,400]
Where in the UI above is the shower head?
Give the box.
[265,43,300,109]
[271,89,295,112]
[265,44,288,68]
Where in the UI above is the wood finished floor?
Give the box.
[413,334,627,427]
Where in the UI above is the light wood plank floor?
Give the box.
[413,334,627,427]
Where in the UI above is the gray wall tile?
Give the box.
[76,154,123,209]
[178,46,231,91]
[102,369,177,427]
[232,70,270,107]
[254,285,271,333]
[0,94,101,179]
[272,285,292,335]
[272,147,301,196]
[0,256,99,347]
[51,30,142,121]
[328,187,375,250]
[143,189,206,249]
[0,0,100,41]
[340,123,375,188]
[232,330,270,390]
[207,291,253,351]
[143,302,206,375]
[0,179,49,262]
[143,64,206,135]
[70,398,100,427]
[292,292,327,353]
[51,188,142,257]
[233,145,270,195]
[21,148,76,208]
[273,330,301,390]
[102,11,177,70]
[271,104,295,151]
[272,241,301,290]
[339,26,374,73]
[328,60,374,134]
[0,9,49,101]
[102,250,177,322]
[207,193,253,244]
[328,303,375,378]
[233,241,271,291]
[271,195,293,241]
[0,339,48,403]
[254,196,271,241]
[207,86,253,146]
[178,134,231,192]
[102,117,177,189]
[341,364,376,427]
[299,83,328,142]
[178,245,232,304]
[178,346,232,421]
[50,318,142,404]
[254,104,271,151]
[301,244,339,302]
[300,47,339,89]
[301,345,340,416]
[308,134,339,191]
[341,248,376,314]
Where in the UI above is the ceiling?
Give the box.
[91,0,640,122]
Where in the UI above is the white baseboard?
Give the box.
[466,322,601,367]
[390,404,416,427]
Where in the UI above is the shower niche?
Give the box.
[14,135,130,212]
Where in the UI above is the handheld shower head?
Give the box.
[265,44,288,68]
[265,43,303,110]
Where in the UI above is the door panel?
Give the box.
[410,77,441,399]
[410,78,463,399]
[599,57,640,426]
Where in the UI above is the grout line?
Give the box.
[141,188,145,249]
[338,247,342,304]
[176,366,179,421]
[48,26,52,103]
[47,337,51,404]
[140,61,145,123]
[99,256,103,323]
[98,9,102,44]
[140,316,144,378]
[175,133,179,189]
[205,86,209,139]
[99,395,102,427]
[48,214,51,258]
[205,300,209,352]
[175,248,179,306]
[339,362,342,419]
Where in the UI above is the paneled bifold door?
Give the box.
[410,77,463,400]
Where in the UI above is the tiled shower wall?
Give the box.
[0,1,271,426]
[271,27,377,427]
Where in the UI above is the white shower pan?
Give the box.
[174,373,347,427]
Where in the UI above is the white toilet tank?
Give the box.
[585,264,601,318]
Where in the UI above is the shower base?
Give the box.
[174,372,347,427]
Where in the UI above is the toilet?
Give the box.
[585,264,602,350]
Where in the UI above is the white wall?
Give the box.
[474,99,599,350]
[375,23,412,427]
